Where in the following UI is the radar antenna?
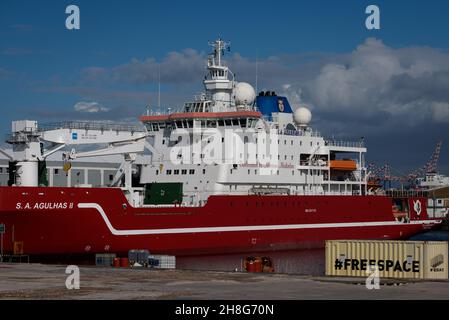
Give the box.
[208,38,231,67]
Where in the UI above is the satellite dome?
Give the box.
[293,107,312,126]
[234,82,256,106]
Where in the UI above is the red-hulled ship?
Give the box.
[0,39,443,257]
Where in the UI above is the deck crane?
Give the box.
[1,120,158,206]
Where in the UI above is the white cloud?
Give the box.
[74,101,110,113]
[292,38,449,125]
[110,48,206,85]
[432,102,449,123]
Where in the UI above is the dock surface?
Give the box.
[0,263,448,300]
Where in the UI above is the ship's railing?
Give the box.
[325,140,365,148]
[276,128,322,137]
[38,121,146,133]
[385,189,428,198]
[146,106,184,116]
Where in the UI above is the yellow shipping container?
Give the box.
[325,240,448,280]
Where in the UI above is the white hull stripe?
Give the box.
[78,203,442,236]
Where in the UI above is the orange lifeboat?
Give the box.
[329,160,357,171]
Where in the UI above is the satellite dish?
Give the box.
[293,107,312,127]
[234,82,256,106]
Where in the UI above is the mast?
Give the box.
[208,38,230,67]
[204,39,234,110]
[255,50,258,95]
[158,64,161,109]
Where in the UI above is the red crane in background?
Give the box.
[407,140,443,183]
[368,141,443,189]
[426,140,442,174]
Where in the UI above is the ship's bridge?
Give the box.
[140,110,262,132]
[184,100,213,113]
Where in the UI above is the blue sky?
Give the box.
[1,0,449,176]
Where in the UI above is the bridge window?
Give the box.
[166,170,172,175]
[189,169,195,174]
[182,169,187,175]
[174,169,179,175]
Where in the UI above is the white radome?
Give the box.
[234,82,256,106]
[293,107,312,126]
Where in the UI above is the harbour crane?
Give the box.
[368,141,444,190]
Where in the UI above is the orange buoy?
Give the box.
[253,259,263,272]
[113,257,120,267]
[246,261,256,272]
[120,257,129,268]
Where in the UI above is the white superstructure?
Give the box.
[418,173,449,189]
[139,39,368,206]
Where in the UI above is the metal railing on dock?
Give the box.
[0,254,30,263]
